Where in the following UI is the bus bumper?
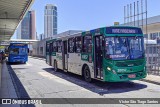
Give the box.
[8,57,27,63]
[103,71,147,82]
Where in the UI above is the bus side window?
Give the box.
[83,35,92,53]
[46,43,50,52]
[68,38,75,53]
[57,40,62,53]
[75,36,82,53]
[53,41,57,52]
[50,42,53,53]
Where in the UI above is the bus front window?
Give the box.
[9,48,19,55]
[105,37,129,60]
[105,36,144,60]
[129,37,144,59]
[19,48,27,55]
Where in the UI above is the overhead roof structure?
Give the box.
[0,0,34,42]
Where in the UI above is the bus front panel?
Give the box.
[102,34,146,82]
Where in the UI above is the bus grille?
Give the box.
[115,60,144,67]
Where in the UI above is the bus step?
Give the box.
[64,69,68,72]
[96,76,103,79]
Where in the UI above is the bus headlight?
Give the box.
[107,67,117,74]
[107,67,111,71]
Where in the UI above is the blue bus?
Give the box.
[8,43,28,63]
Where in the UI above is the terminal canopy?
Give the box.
[0,0,34,42]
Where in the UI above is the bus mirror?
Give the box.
[28,48,29,53]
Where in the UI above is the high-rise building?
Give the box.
[44,4,57,39]
[39,33,44,41]
[17,10,36,39]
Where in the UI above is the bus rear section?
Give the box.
[8,43,28,63]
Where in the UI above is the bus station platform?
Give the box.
[0,61,19,107]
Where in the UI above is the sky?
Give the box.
[12,0,160,39]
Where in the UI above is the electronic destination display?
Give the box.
[106,27,142,34]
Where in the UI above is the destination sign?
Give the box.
[12,44,27,46]
[106,27,142,34]
[112,29,136,33]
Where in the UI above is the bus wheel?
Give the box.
[83,65,92,82]
[54,60,58,72]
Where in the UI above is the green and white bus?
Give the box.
[46,26,146,82]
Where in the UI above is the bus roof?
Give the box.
[9,43,28,47]
[46,26,142,42]
[10,42,27,44]
[81,26,142,34]
[54,32,81,41]
[109,25,141,28]
[46,39,56,43]
[46,31,82,42]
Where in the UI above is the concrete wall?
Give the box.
[32,39,47,58]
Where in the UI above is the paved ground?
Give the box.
[0,61,20,107]
[1,57,160,107]
[141,74,160,85]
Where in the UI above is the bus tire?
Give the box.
[83,65,92,82]
[54,60,58,72]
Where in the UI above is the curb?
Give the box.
[0,63,1,88]
[140,79,160,85]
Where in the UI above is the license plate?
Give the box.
[128,74,136,78]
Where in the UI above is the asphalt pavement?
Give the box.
[0,56,160,107]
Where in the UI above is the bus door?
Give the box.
[62,40,68,71]
[49,42,53,66]
[94,35,103,79]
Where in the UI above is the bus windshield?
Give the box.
[9,48,19,55]
[105,36,144,60]
[9,48,27,55]
[19,48,27,55]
